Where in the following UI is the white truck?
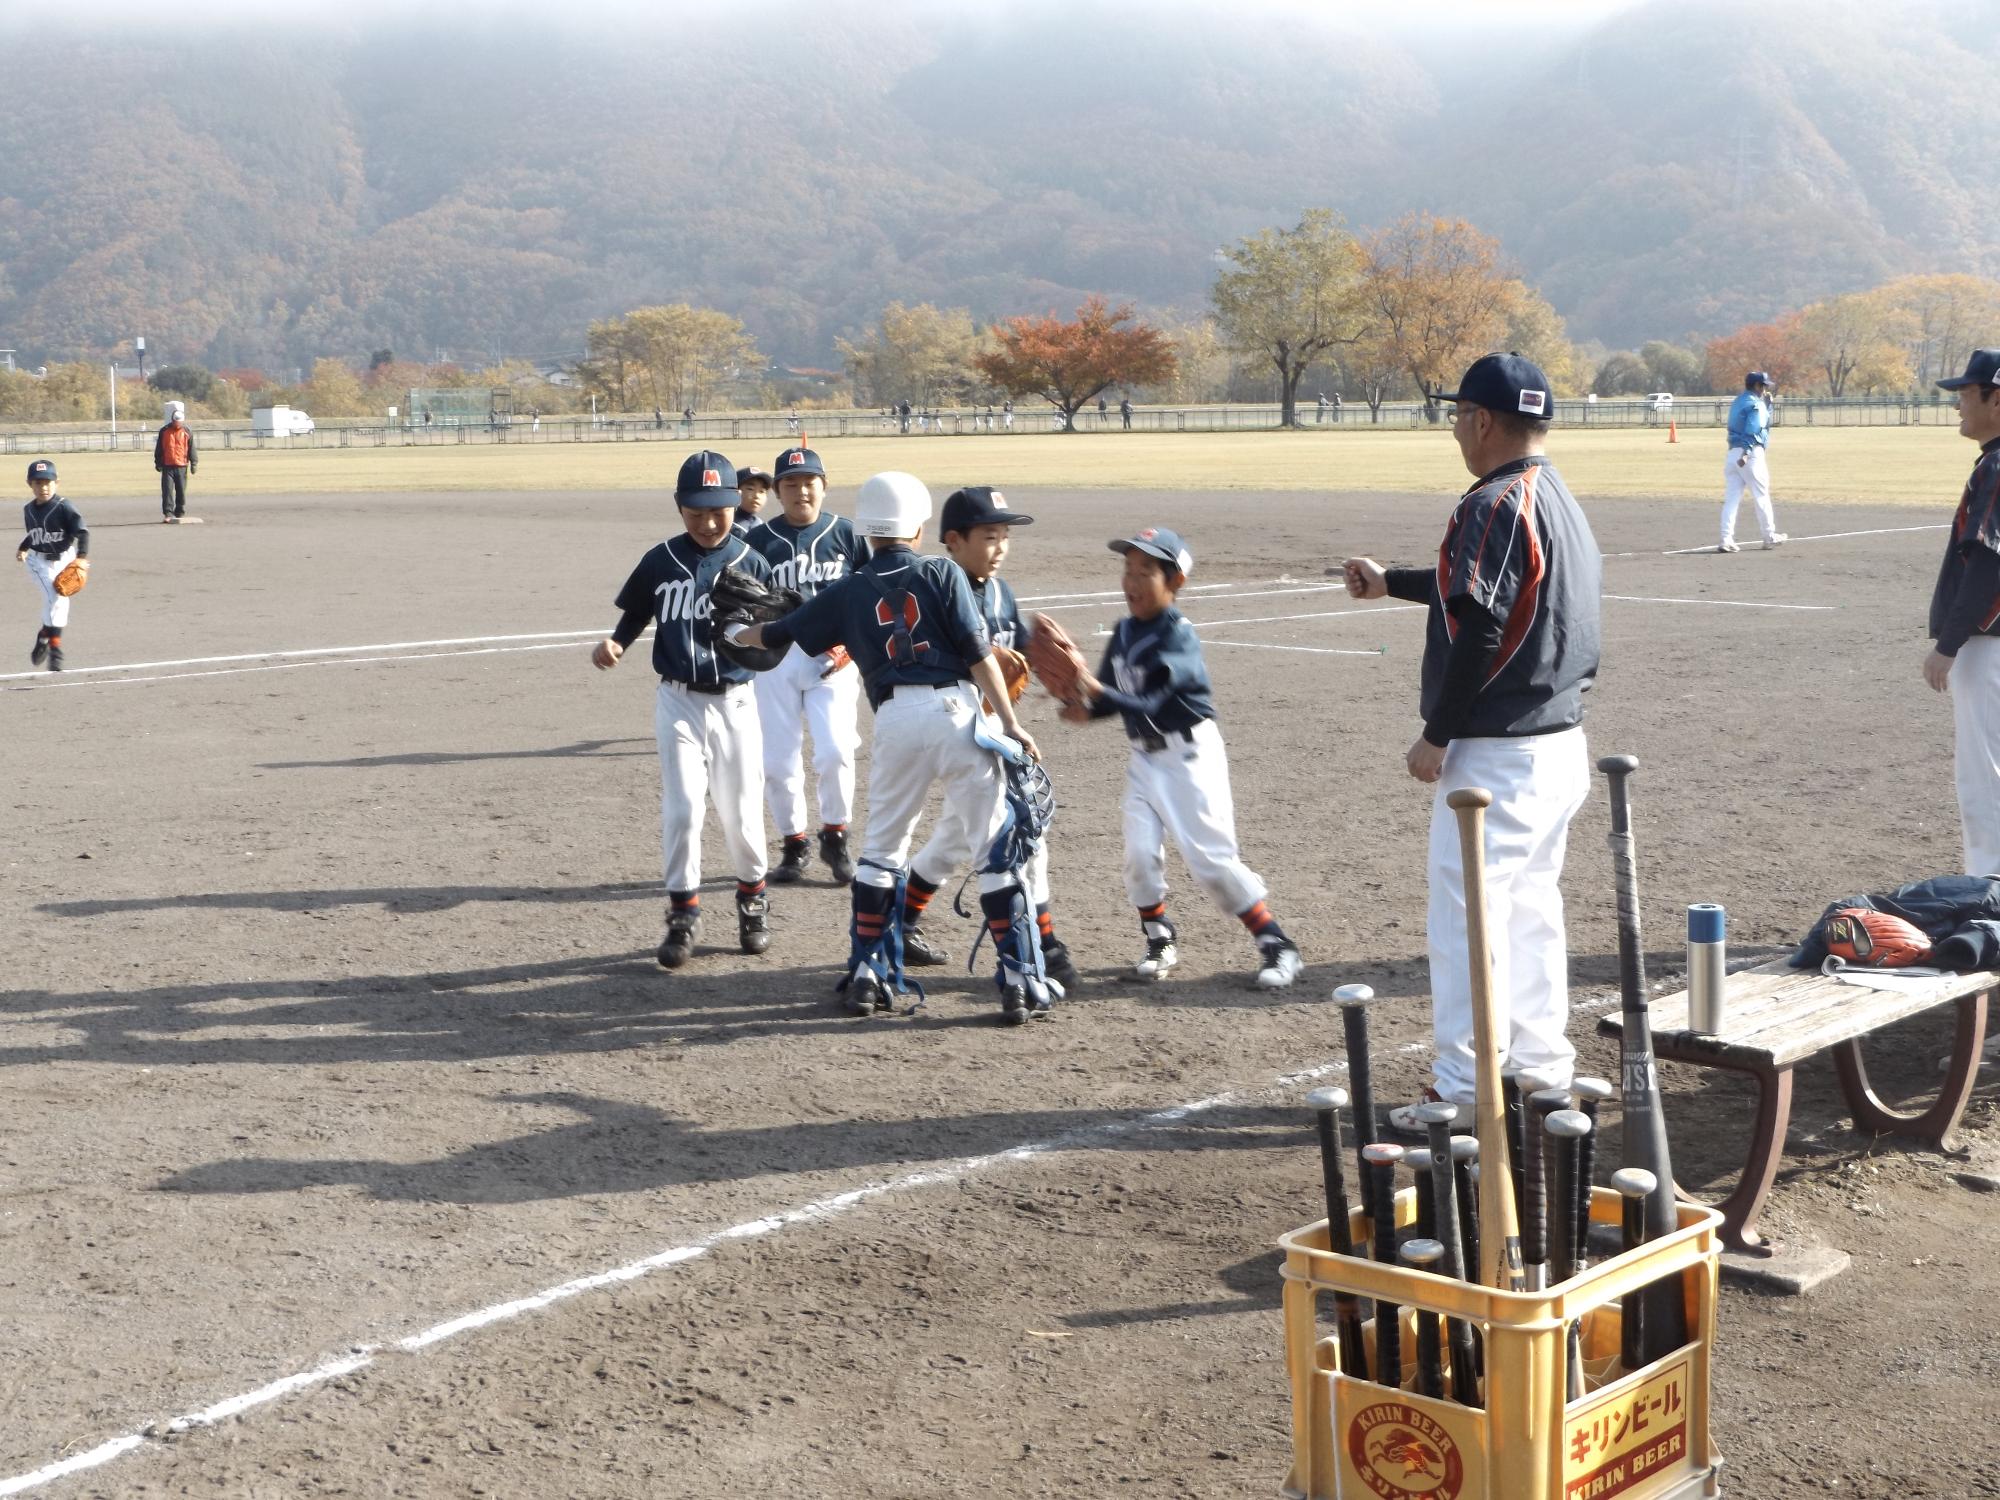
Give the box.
[250,405,315,438]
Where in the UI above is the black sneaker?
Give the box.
[657,907,699,969]
[819,827,856,883]
[902,924,948,967]
[30,634,48,667]
[770,836,811,884]
[737,893,770,955]
[46,644,64,673]
[998,984,1030,1026]
[845,972,889,1016]
[1041,937,1079,991]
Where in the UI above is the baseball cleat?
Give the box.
[1041,937,1080,991]
[1716,540,1740,553]
[1255,939,1304,989]
[1028,983,1054,1020]
[1386,1088,1453,1137]
[30,635,48,667]
[998,983,1031,1026]
[770,835,811,884]
[818,828,856,884]
[1763,533,1788,549]
[1133,937,1179,982]
[45,644,64,672]
[901,924,948,966]
[657,908,699,969]
[736,893,770,956]
[845,972,890,1016]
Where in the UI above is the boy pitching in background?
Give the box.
[592,451,776,969]
[1059,527,1303,989]
[900,485,1081,990]
[16,460,89,671]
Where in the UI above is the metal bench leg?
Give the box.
[1831,990,1988,1153]
[1704,1060,1793,1254]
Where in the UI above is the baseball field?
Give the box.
[4,426,1996,1498]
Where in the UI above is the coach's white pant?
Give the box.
[1953,636,2000,878]
[1427,727,1590,1103]
[655,681,767,893]
[754,644,861,835]
[23,547,76,630]
[1720,448,1777,544]
[1122,719,1266,915]
[856,682,1010,891]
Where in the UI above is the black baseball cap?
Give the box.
[1938,349,2000,391]
[1746,370,1775,388]
[773,446,826,481]
[1109,525,1194,577]
[674,450,740,508]
[26,460,56,482]
[1438,352,1554,420]
[737,466,774,488]
[940,486,1035,536]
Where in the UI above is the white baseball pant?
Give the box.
[1426,726,1590,1103]
[1720,447,1778,545]
[913,825,1051,903]
[753,644,861,835]
[1953,635,2000,878]
[1121,718,1266,915]
[654,680,767,892]
[856,682,1012,895]
[23,547,76,630]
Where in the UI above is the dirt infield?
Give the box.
[4,482,1996,1498]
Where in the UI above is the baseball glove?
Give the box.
[710,565,801,629]
[1025,611,1088,704]
[979,644,1030,714]
[53,559,89,597]
[1824,907,1933,968]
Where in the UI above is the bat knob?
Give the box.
[1449,1136,1479,1162]
[1572,1076,1615,1103]
[1445,787,1492,810]
[1544,1109,1594,1139]
[1413,1100,1459,1128]
[1596,753,1640,776]
[1399,1237,1446,1268]
[1332,983,1376,1005]
[1306,1086,1349,1112]
[1611,1167,1658,1199]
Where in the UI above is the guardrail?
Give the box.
[0,396,1964,455]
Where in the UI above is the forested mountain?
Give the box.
[2,0,1994,370]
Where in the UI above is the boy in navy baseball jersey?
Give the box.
[900,485,1080,990]
[592,451,776,969]
[742,447,870,884]
[724,472,1051,1024]
[16,460,89,671]
[1060,528,1303,989]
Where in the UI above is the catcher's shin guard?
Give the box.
[838,861,925,1012]
[978,880,1056,1017]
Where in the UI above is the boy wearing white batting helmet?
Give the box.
[722,472,1054,1025]
[592,451,776,969]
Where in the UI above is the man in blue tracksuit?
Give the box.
[1719,370,1785,552]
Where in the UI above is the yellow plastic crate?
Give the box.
[1278,1190,1724,1500]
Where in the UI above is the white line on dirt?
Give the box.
[0,630,606,682]
[1201,640,1389,657]
[1,641,589,693]
[1033,583,1345,614]
[1613,522,1949,559]
[0,1052,1432,1496]
[1603,594,1834,611]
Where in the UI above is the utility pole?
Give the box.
[109,364,117,437]
[135,335,147,383]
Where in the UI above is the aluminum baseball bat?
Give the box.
[1306,1085,1370,1380]
[1399,1238,1448,1400]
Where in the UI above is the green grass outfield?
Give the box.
[30,423,1975,503]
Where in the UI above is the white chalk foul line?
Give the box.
[1202,639,1389,658]
[0,629,607,683]
[0,1055,1386,1496]
[1626,522,1949,560]
[1603,593,1834,612]
[2,641,591,693]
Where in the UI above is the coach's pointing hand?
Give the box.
[1344,557,1388,600]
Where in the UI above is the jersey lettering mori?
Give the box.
[1422,456,1600,738]
[1929,439,2000,650]
[771,543,990,708]
[612,532,773,687]
[19,496,87,558]
[1088,607,1215,740]
[743,513,868,600]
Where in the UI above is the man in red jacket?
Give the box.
[154,401,198,523]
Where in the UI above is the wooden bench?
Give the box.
[1599,958,1993,1251]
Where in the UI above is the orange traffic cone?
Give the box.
[1667,420,1678,444]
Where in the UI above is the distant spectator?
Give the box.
[1333,393,1343,424]
[1003,399,1014,431]
[899,399,912,433]
[1098,395,1109,425]
[787,406,801,436]
[154,401,197,522]
[1316,392,1329,424]
[1120,396,1133,430]
[654,407,664,429]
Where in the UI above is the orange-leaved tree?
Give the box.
[1702,313,1809,396]
[975,297,1176,432]
[1363,212,1515,418]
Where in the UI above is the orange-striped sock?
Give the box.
[1238,901,1286,943]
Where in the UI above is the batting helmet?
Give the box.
[853,471,931,539]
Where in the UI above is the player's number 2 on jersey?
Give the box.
[876,592,931,662]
